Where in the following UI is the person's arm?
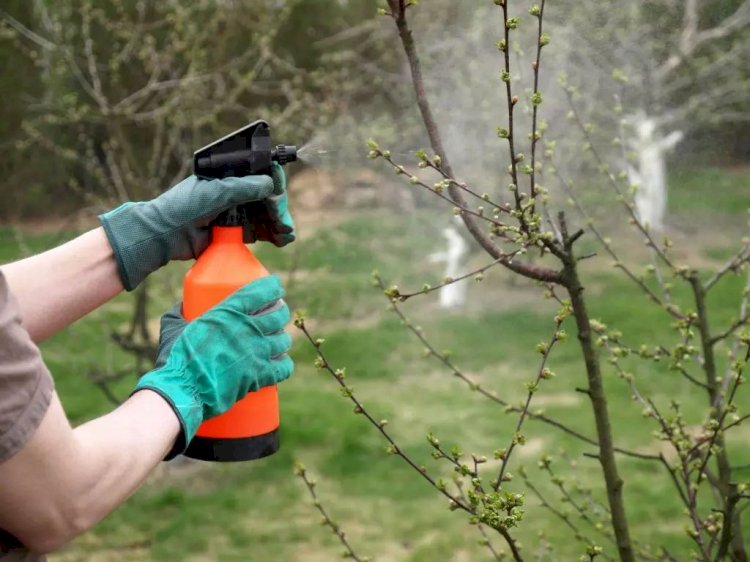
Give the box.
[0,276,293,555]
[0,390,179,553]
[0,228,123,342]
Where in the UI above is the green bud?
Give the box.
[339,385,354,398]
[293,311,306,328]
[540,368,555,379]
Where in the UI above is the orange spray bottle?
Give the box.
[182,120,297,462]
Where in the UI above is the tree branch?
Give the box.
[560,212,635,562]
[384,1,562,284]
[294,464,369,562]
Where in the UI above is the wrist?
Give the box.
[132,370,202,459]
[126,389,181,451]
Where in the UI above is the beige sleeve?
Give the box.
[0,270,54,463]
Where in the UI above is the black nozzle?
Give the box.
[273,144,297,166]
[193,120,296,179]
[194,121,296,227]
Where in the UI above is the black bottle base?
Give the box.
[184,428,280,462]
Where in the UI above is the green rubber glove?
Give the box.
[134,275,294,458]
[99,163,295,291]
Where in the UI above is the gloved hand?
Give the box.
[133,275,294,458]
[100,162,295,291]
[243,162,295,248]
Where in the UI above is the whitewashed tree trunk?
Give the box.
[429,226,469,309]
[626,112,684,232]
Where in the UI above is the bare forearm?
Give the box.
[0,391,179,552]
[0,228,124,341]
[71,390,180,524]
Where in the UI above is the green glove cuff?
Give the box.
[100,202,152,291]
[133,369,203,459]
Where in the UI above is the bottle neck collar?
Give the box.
[211,225,244,244]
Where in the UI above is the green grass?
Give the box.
[1,166,749,561]
[669,166,750,216]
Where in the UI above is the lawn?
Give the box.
[2,165,750,561]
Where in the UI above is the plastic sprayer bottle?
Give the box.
[182,120,297,462]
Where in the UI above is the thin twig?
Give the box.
[424,159,508,213]
[393,258,509,301]
[528,0,547,211]
[709,314,750,346]
[522,474,613,561]
[379,152,509,230]
[295,464,368,562]
[704,243,750,291]
[495,315,566,489]
[297,319,470,510]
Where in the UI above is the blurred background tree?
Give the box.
[0,0,393,219]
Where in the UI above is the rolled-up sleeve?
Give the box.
[0,270,54,463]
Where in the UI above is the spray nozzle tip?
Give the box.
[273,145,297,166]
